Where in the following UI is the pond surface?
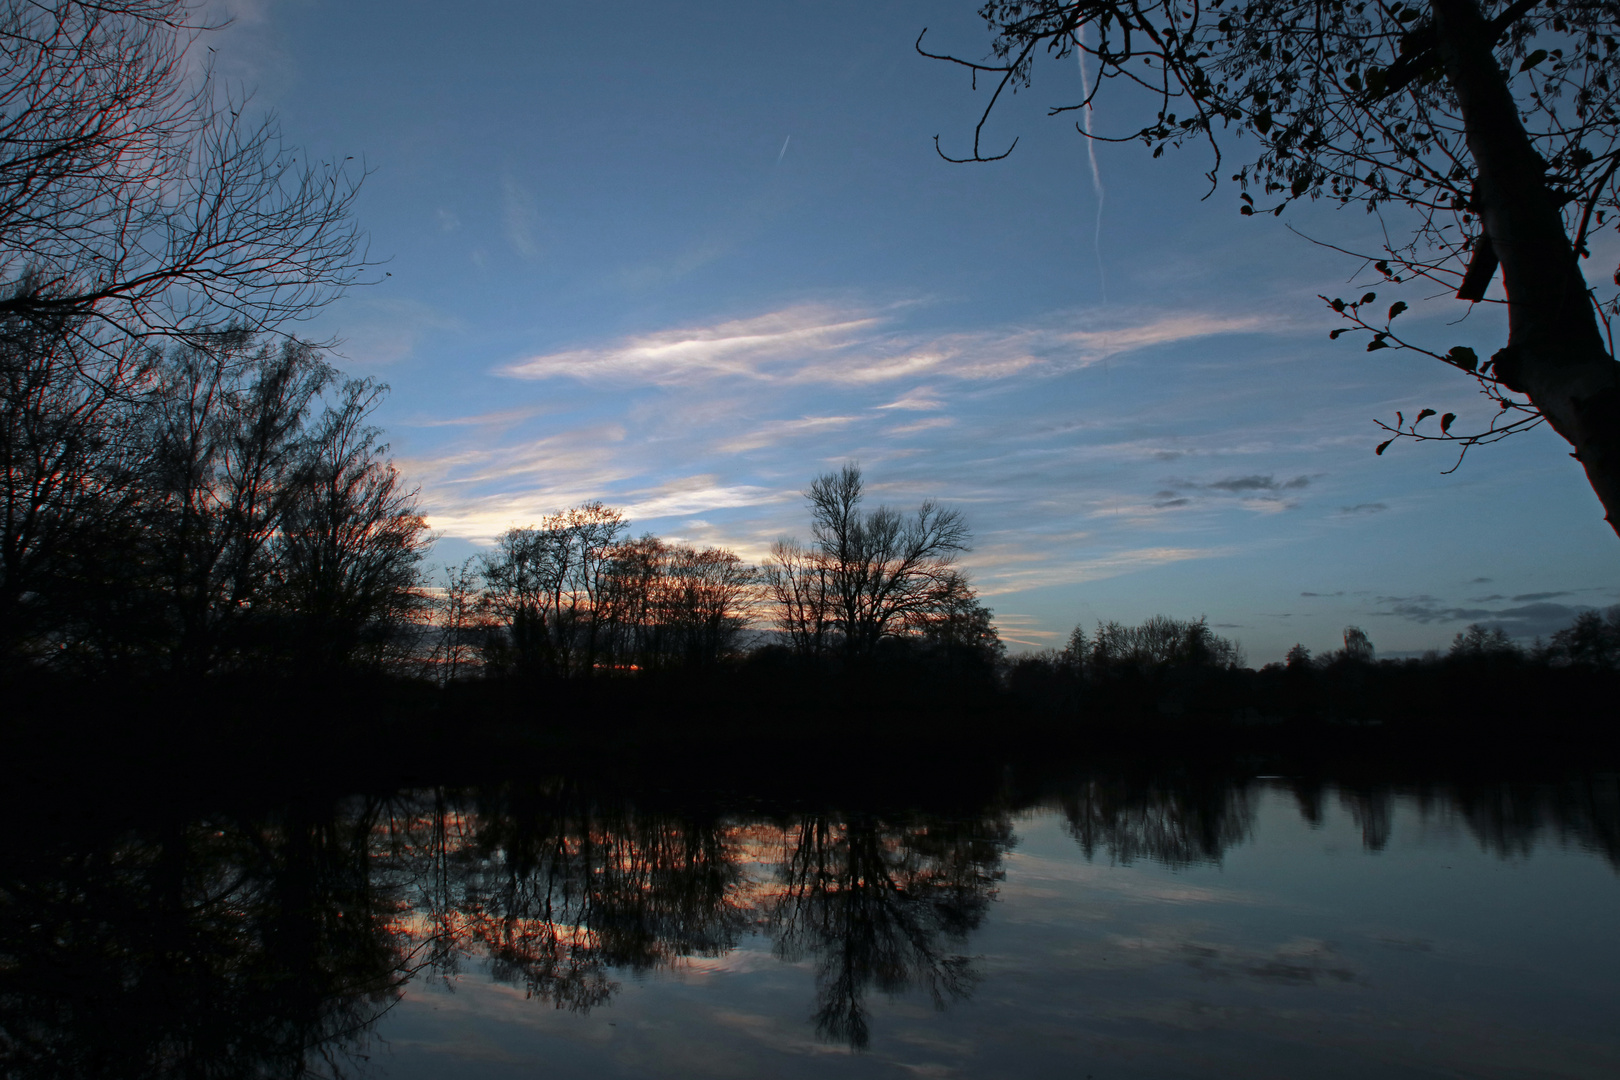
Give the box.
[2,765,1616,1078]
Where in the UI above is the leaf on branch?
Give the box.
[1445,345,1479,372]
[1367,338,1390,351]
[1520,49,1549,71]
[1415,408,1436,424]
[1331,298,1346,312]
[1360,292,1377,305]
[1376,439,1394,456]
[1330,328,1347,339]
[1388,301,1408,320]
[1440,412,1456,434]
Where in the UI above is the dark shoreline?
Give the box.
[5,664,1617,815]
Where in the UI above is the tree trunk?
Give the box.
[1431,0,1620,538]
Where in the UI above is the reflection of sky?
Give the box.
[370,788,1620,1078]
[207,1,1620,661]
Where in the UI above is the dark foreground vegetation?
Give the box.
[3,2,1616,767]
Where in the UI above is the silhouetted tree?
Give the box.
[656,544,758,667]
[269,378,427,669]
[1450,622,1520,658]
[0,1,365,347]
[1545,605,1620,667]
[140,334,335,673]
[925,0,1620,535]
[1090,614,1244,672]
[1343,625,1375,662]
[771,464,975,660]
[0,306,151,667]
[763,538,836,657]
[426,558,487,684]
[480,502,628,676]
[0,1,380,676]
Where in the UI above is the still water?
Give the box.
[3,767,1616,1078]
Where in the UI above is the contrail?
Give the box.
[1077,26,1107,302]
[777,136,791,163]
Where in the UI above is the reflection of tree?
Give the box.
[0,800,409,1080]
[380,785,748,1012]
[6,767,1610,1079]
[1059,776,1255,868]
[1339,787,1395,851]
[1445,776,1620,870]
[765,812,1010,1049]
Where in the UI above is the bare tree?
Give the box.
[0,1,366,350]
[795,463,974,659]
[1088,615,1244,671]
[658,545,758,667]
[426,558,487,684]
[271,377,428,669]
[763,539,836,657]
[141,332,333,672]
[925,0,1620,536]
[0,303,151,665]
[480,502,628,676]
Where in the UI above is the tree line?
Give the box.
[0,1,404,679]
[434,463,1000,682]
[1007,608,1620,732]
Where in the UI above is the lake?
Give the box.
[2,761,1616,1078]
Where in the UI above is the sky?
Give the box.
[203,0,1619,661]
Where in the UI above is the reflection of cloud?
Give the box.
[1178,938,1358,986]
[500,304,1267,387]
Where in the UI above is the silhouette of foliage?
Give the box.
[924,0,1620,535]
[766,463,989,661]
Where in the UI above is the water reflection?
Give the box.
[0,800,412,1080]
[0,767,1615,1077]
[765,812,1011,1048]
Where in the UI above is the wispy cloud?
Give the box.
[887,416,955,437]
[405,406,545,429]
[718,415,860,453]
[876,389,945,411]
[502,176,540,259]
[329,297,458,367]
[499,303,1270,387]
[973,546,1225,595]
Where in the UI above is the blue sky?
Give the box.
[208,0,1619,660]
